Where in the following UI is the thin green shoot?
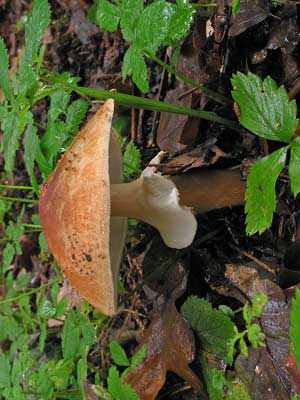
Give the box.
[0,278,60,305]
[0,196,38,204]
[0,184,35,190]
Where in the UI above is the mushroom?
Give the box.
[39,99,245,315]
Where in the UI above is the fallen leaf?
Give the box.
[235,347,290,400]
[157,141,227,175]
[124,300,203,400]
[229,2,270,37]
[156,87,200,153]
[285,351,300,395]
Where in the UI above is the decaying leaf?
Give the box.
[156,87,200,153]
[223,264,294,394]
[229,2,270,37]
[157,140,227,175]
[124,299,203,400]
[285,351,300,395]
[235,347,290,400]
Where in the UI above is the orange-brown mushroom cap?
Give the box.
[39,99,126,315]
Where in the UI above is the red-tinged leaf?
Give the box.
[124,300,203,400]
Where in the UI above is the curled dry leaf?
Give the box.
[124,300,203,400]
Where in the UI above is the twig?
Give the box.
[242,250,276,275]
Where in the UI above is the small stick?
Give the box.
[242,250,276,275]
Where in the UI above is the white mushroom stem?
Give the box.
[110,154,245,249]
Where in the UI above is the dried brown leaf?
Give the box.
[124,300,203,400]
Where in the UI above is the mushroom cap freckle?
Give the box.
[39,99,127,316]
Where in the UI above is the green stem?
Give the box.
[43,76,239,130]
[0,196,38,204]
[0,184,34,190]
[0,279,60,305]
[145,52,231,105]
[22,223,43,229]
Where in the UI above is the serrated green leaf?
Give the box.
[231,72,298,142]
[124,141,141,176]
[239,336,248,357]
[5,210,25,255]
[123,45,148,93]
[23,122,39,193]
[65,99,88,133]
[2,243,15,273]
[49,359,73,390]
[245,146,287,235]
[24,0,51,64]
[289,137,300,196]
[62,310,81,360]
[1,107,29,176]
[289,288,300,369]
[110,340,130,367]
[120,0,144,42]
[0,37,13,102]
[16,0,50,96]
[165,5,195,44]
[181,296,235,358]
[131,345,146,369]
[0,348,11,389]
[108,366,140,400]
[96,0,120,32]
[136,0,174,54]
[38,299,57,319]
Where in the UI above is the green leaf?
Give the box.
[289,137,300,196]
[107,366,140,400]
[232,0,241,15]
[289,288,300,369]
[123,45,148,93]
[49,359,73,390]
[0,348,11,389]
[231,72,298,142]
[16,0,50,96]
[0,199,7,224]
[120,0,144,42]
[96,0,120,32]
[110,340,130,367]
[62,310,81,360]
[5,210,25,255]
[23,121,39,193]
[65,99,88,133]
[124,141,142,176]
[38,232,48,251]
[181,296,235,358]
[245,146,288,235]
[0,37,13,102]
[48,90,70,122]
[199,355,225,400]
[2,243,15,273]
[131,345,146,369]
[23,0,51,64]
[136,0,174,54]
[38,299,57,319]
[250,292,268,319]
[247,323,265,348]
[1,107,29,176]
[165,4,195,44]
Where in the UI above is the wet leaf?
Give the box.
[289,138,300,197]
[124,300,202,400]
[266,17,300,54]
[229,2,269,37]
[122,45,148,93]
[245,147,288,235]
[181,296,235,359]
[231,72,298,142]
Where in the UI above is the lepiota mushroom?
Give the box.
[39,99,245,315]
